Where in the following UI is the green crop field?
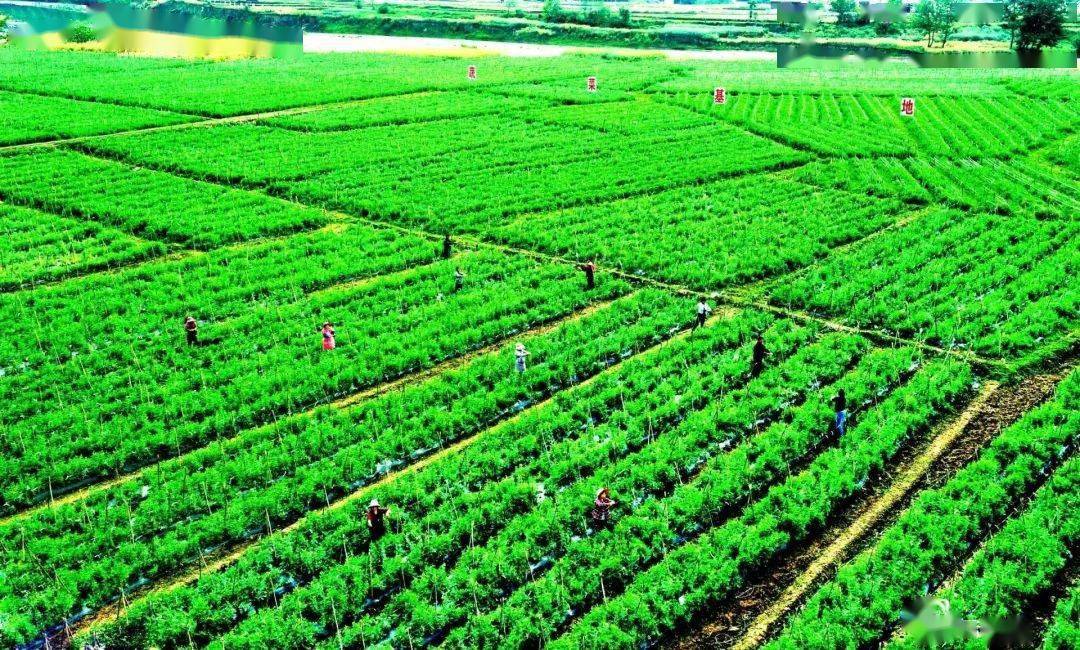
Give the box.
[0,44,1076,650]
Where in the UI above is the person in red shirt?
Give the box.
[321,322,336,351]
[591,487,616,528]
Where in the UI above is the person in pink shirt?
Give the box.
[321,322,336,351]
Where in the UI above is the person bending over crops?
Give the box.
[579,261,596,290]
[591,487,616,528]
[832,388,847,436]
[693,298,712,331]
[454,267,465,293]
[751,334,769,378]
[184,316,199,347]
[515,343,530,373]
[366,499,391,539]
[442,233,453,259]
[321,322,336,351]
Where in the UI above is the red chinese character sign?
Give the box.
[713,87,727,105]
[467,65,477,80]
[901,97,915,117]
[587,76,597,92]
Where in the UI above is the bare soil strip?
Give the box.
[667,373,1061,650]
[71,308,740,639]
[0,293,626,529]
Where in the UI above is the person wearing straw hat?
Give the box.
[515,342,530,374]
[578,260,596,291]
[366,499,391,539]
[591,487,616,528]
[184,316,199,347]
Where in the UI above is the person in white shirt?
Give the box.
[693,298,712,331]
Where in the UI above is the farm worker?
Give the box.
[693,298,712,331]
[321,322,336,351]
[366,499,391,539]
[750,334,768,378]
[579,261,597,290]
[454,267,465,293]
[442,234,453,259]
[184,316,199,347]
[591,487,616,527]
[514,343,530,373]
[832,388,847,436]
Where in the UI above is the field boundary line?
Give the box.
[724,206,933,302]
[73,307,742,637]
[0,90,438,153]
[729,381,1001,650]
[334,208,1012,372]
[0,222,359,295]
[0,293,627,529]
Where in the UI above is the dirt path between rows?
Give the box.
[666,373,1062,650]
[64,308,740,645]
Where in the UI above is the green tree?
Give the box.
[1002,0,1023,47]
[542,0,565,22]
[912,0,957,47]
[934,0,958,47]
[912,0,938,45]
[832,0,859,26]
[63,22,98,43]
[1005,0,1068,50]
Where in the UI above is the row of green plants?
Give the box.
[492,172,900,289]
[668,90,1080,159]
[281,123,805,233]
[550,357,973,648]
[0,149,328,248]
[651,66,1019,98]
[1044,579,1080,650]
[0,89,192,147]
[764,369,1078,649]
[424,342,921,650]
[74,309,779,649]
[770,207,1079,361]
[262,90,544,133]
[0,50,624,117]
[890,455,1078,648]
[0,221,434,380]
[0,252,625,515]
[0,289,686,645]
[0,202,165,291]
[222,328,866,649]
[75,115,603,186]
[791,155,1079,220]
[515,95,713,135]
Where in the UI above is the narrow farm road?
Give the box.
[727,380,1001,650]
